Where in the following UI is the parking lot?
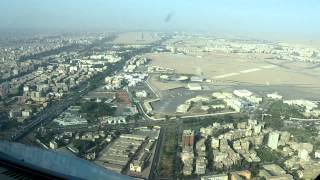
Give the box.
[151,87,211,114]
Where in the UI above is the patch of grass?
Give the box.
[205,137,214,172]
[285,126,319,145]
[265,100,305,130]
[256,146,282,163]
[157,126,177,178]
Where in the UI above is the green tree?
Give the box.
[80,101,116,122]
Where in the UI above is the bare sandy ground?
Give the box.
[146,52,274,78]
[146,52,320,100]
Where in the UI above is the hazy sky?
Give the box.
[0,0,319,39]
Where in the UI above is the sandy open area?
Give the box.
[146,52,274,78]
[146,52,320,100]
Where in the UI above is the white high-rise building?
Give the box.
[298,149,310,161]
[211,138,220,149]
[267,132,279,150]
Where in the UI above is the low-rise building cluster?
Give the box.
[5,57,111,122]
[180,118,320,179]
[212,90,262,112]
[53,106,87,126]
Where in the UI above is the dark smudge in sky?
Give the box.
[164,12,174,23]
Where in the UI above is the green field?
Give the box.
[157,125,178,178]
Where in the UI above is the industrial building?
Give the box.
[233,89,253,97]
[176,104,191,113]
[95,134,147,173]
[129,151,150,173]
[187,83,202,91]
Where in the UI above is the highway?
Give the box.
[45,111,240,135]
[11,76,91,141]
[289,117,320,122]
[148,127,164,180]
